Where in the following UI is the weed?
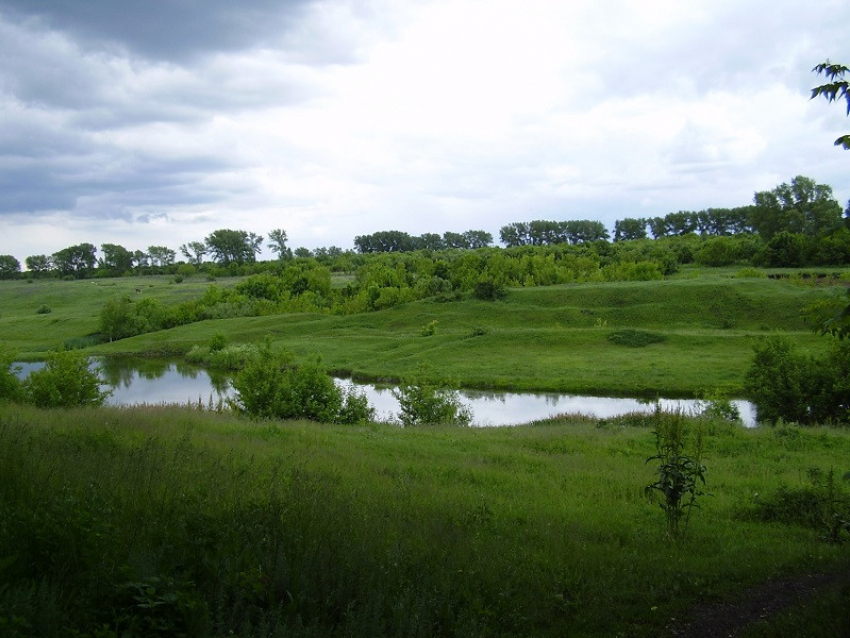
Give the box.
[421,320,438,337]
[645,409,708,540]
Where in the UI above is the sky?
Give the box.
[1,0,849,265]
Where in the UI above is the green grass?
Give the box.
[1,404,848,637]
[74,273,838,396]
[0,271,843,396]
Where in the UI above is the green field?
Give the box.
[2,270,849,636]
[1,270,842,396]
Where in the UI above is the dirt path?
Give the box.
[666,567,850,637]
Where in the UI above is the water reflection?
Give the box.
[13,358,757,427]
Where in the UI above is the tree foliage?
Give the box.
[205,229,263,266]
[0,254,21,279]
[812,61,850,149]
[750,176,842,240]
[22,350,110,408]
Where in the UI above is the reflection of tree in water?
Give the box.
[461,390,566,407]
[95,357,137,389]
[207,369,231,395]
[174,361,200,380]
[134,358,171,380]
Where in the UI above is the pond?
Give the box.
[13,358,758,427]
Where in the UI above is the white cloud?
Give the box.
[1,0,849,263]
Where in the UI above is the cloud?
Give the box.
[0,0,849,264]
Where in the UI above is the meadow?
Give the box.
[1,268,849,636]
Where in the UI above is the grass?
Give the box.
[1,403,848,637]
[74,273,837,396]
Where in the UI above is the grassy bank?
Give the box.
[83,272,839,396]
[1,403,848,637]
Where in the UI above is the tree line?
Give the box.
[1,175,848,280]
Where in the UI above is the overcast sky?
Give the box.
[1,0,849,264]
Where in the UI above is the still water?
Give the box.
[14,358,757,427]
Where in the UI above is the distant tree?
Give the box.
[442,231,467,249]
[24,254,52,277]
[354,230,416,253]
[811,61,850,149]
[0,255,21,279]
[205,229,263,265]
[99,243,134,275]
[750,176,842,239]
[499,222,531,247]
[52,243,97,278]
[417,233,445,251]
[293,247,313,259]
[647,217,669,239]
[179,241,207,266]
[133,250,150,269]
[614,218,648,241]
[463,230,493,248]
[267,228,292,259]
[665,211,698,236]
[147,246,176,268]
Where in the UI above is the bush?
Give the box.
[230,348,373,423]
[607,329,667,348]
[36,304,51,314]
[0,351,22,402]
[22,350,110,408]
[744,337,850,425]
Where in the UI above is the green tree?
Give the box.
[179,241,207,266]
[811,61,850,149]
[613,218,648,241]
[750,176,842,240]
[24,254,52,277]
[205,229,263,265]
[99,243,134,275]
[52,243,97,278]
[392,372,472,426]
[0,254,21,279]
[267,228,292,259]
[148,246,176,268]
[22,349,110,408]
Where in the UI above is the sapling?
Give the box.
[645,409,708,540]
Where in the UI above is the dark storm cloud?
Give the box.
[0,0,318,62]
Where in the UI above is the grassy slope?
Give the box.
[1,404,848,637]
[68,272,839,396]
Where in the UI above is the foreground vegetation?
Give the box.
[1,403,848,637]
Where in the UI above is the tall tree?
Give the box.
[0,255,20,279]
[811,61,850,149]
[147,246,176,268]
[205,229,262,265]
[179,241,207,266]
[614,218,648,241]
[267,228,292,259]
[25,254,52,277]
[52,243,97,278]
[750,175,842,239]
[100,243,134,275]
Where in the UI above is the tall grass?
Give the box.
[1,403,849,637]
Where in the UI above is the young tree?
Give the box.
[811,61,850,149]
[23,349,110,408]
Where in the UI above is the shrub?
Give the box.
[607,329,667,348]
[36,304,51,314]
[0,350,22,402]
[22,350,110,408]
[230,348,372,423]
[472,278,507,301]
